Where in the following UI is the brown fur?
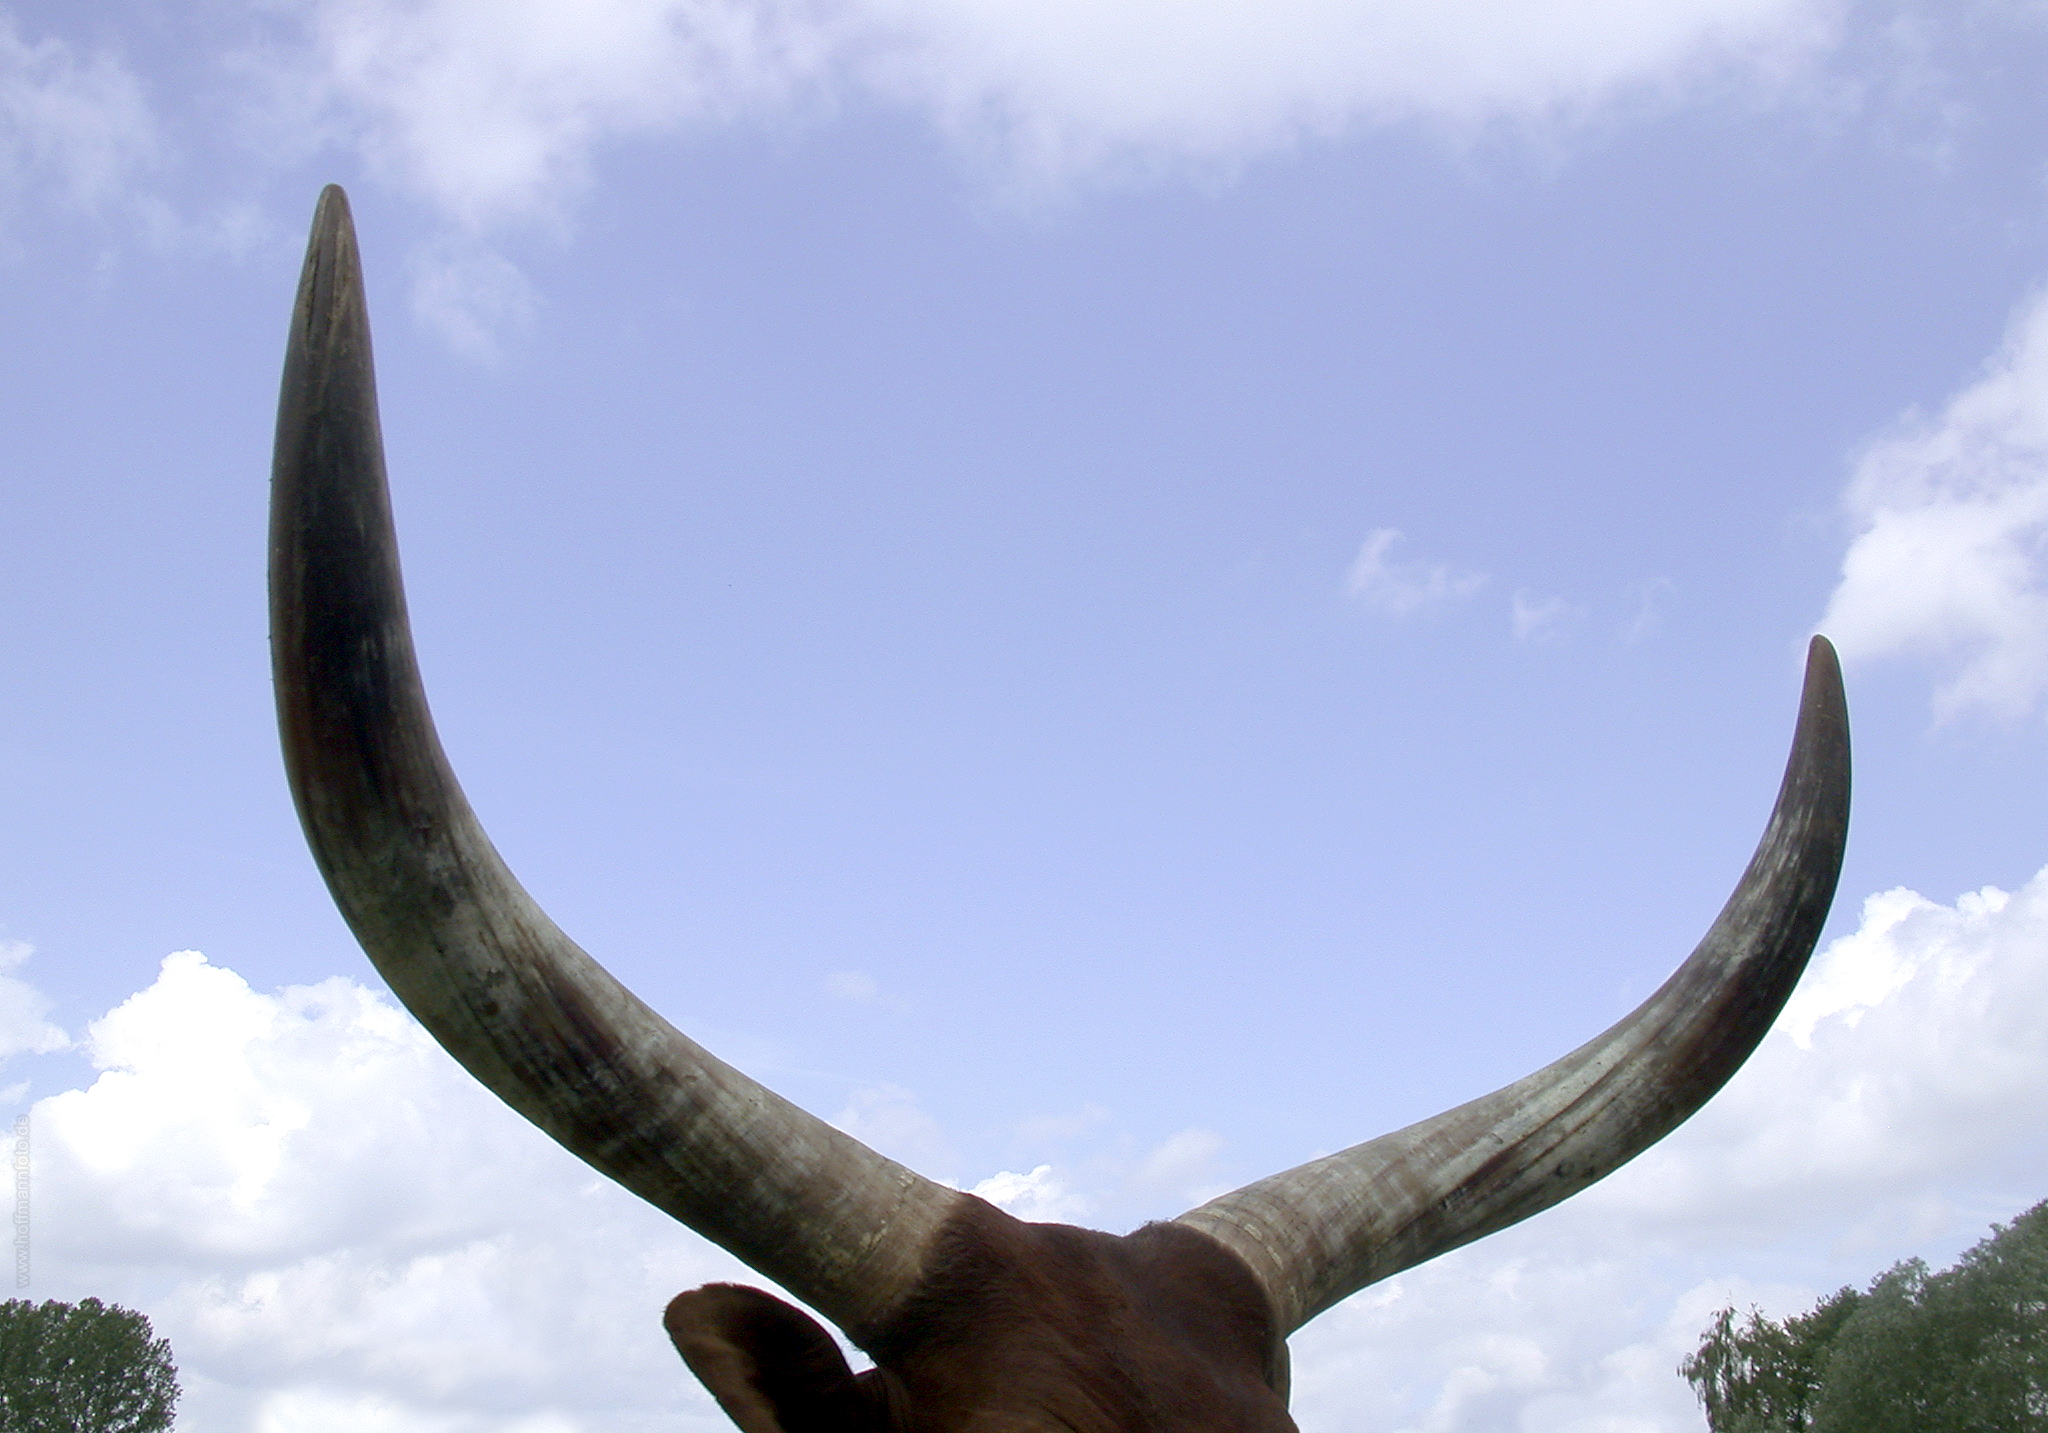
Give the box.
[667,1198,1296,1432]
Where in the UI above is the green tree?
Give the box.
[1683,1198,2048,1433]
[1679,1284,1861,1432]
[0,1298,178,1433]
[1810,1199,2047,1433]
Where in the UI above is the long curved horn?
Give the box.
[270,185,963,1346]
[1177,637,1849,1336]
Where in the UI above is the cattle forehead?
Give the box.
[870,1202,1297,1432]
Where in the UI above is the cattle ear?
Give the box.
[665,1284,872,1433]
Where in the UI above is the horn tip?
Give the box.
[305,185,359,277]
[1801,634,1848,732]
[1805,632,1840,674]
[287,184,370,371]
[313,183,353,233]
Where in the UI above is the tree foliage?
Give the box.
[1679,1285,1861,1432]
[0,1298,179,1433]
[1683,1198,2048,1433]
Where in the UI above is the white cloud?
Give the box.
[29,951,756,1432]
[859,0,1835,187]
[1286,863,2048,1430]
[408,237,542,360]
[0,941,66,1062]
[263,0,839,231]
[256,0,1840,228]
[824,968,879,1003]
[1590,869,2048,1245]
[220,0,1853,351]
[1011,1101,1110,1147]
[971,1163,1088,1222]
[0,16,158,225]
[1621,576,1674,645]
[1821,285,2048,720]
[1346,528,1488,615]
[1131,1126,1228,1206]
[1287,1239,1758,1432]
[1776,884,1935,1048]
[1510,588,1584,644]
[830,1080,957,1178]
[17,856,2048,1430]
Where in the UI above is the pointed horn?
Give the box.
[1178,638,1849,1335]
[270,186,961,1345]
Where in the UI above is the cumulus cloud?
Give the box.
[1285,1234,1779,1432]
[860,0,1834,185]
[208,0,1855,351]
[0,15,159,230]
[824,968,879,1003]
[1591,871,2048,1245]
[408,237,541,359]
[831,1080,957,1177]
[29,951,758,1432]
[1011,1101,1110,1147]
[0,941,66,1062]
[254,0,1839,227]
[1622,575,1674,645]
[1821,285,2048,719]
[1130,1126,1229,1207]
[1287,863,2048,1430]
[17,857,2048,1430]
[1346,528,1488,615]
[1509,588,1584,644]
[971,1163,1088,1223]
[258,0,838,231]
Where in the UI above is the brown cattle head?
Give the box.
[270,186,1850,1432]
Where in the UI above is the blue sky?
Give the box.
[3,2,2048,1428]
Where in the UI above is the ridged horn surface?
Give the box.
[1177,637,1849,1336]
[270,185,963,1346]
